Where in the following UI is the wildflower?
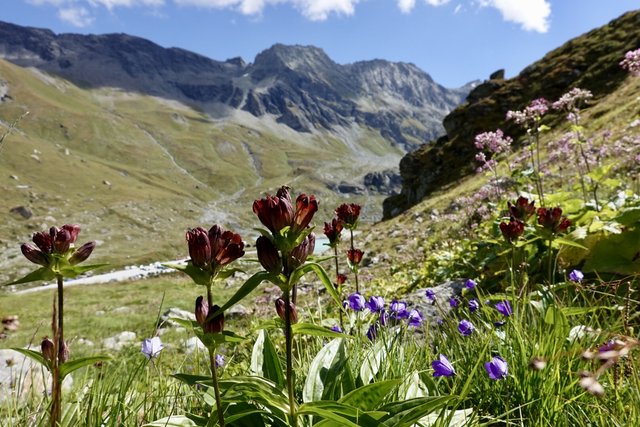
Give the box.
[508,196,536,221]
[336,273,347,286]
[365,296,385,313]
[620,48,640,76]
[579,371,604,397]
[330,325,342,333]
[366,324,378,341]
[141,337,164,359]
[275,298,298,324]
[335,203,361,229]
[347,249,364,266]
[494,320,506,327]
[449,297,459,308]
[465,279,476,289]
[195,299,225,334]
[288,232,315,271]
[499,218,525,243]
[215,354,225,368]
[436,318,444,326]
[425,288,436,301]
[389,300,409,319]
[323,218,343,248]
[552,88,593,112]
[568,269,584,283]
[68,242,96,265]
[256,235,281,273]
[457,319,475,336]
[529,357,547,371]
[20,224,95,270]
[469,299,480,313]
[495,300,512,317]
[186,225,245,273]
[292,193,319,234]
[41,337,54,362]
[432,354,456,377]
[537,207,571,235]
[474,129,512,154]
[59,341,69,363]
[347,293,366,311]
[506,98,549,127]
[252,186,295,233]
[195,296,209,325]
[485,356,508,380]
[407,309,423,327]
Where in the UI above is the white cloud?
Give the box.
[89,0,164,9]
[478,0,550,33]
[58,6,95,26]
[424,0,449,5]
[293,0,358,21]
[173,0,357,20]
[397,0,415,14]
[453,3,461,13]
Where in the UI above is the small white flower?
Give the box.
[141,336,164,359]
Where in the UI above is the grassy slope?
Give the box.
[0,59,402,282]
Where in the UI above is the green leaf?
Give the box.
[250,330,285,387]
[224,402,270,426]
[59,263,109,278]
[561,306,615,316]
[379,396,456,427]
[218,376,291,416]
[291,262,342,309]
[144,415,198,426]
[615,207,640,227]
[59,355,111,379]
[292,323,351,339]
[172,373,210,386]
[303,338,349,403]
[209,271,276,318]
[360,333,393,384]
[5,267,55,286]
[553,237,588,250]
[544,306,569,330]
[11,347,49,370]
[216,268,244,281]
[298,401,381,427]
[339,379,400,411]
[163,261,211,286]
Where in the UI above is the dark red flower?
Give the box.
[41,337,54,362]
[186,227,212,268]
[256,235,282,273]
[32,231,53,254]
[69,241,96,265]
[275,298,298,324]
[52,227,72,254]
[323,218,343,247]
[336,273,347,286]
[21,244,49,266]
[508,197,536,221]
[21,224,94,267]
[335,203,361,228]
[195,296,209,326]
[347,248,364,265]
[253,186,295,233]
[499,219,525,243]
[203,304,224,334]
[211,227,245,267]
[537,207,571,234]
[62,224,81,244]
[293,194,318,233]
[289,232,316,271]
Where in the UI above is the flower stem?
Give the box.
[284,289,297,427]
[50,275,64,427]
[333,246,344,331]
[349,229,359,293]
[208,350,225,427]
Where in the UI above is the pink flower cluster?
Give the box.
[506,98,549,127]
[620,48,640,76]
[551,88,593,112]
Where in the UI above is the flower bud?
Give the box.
[256,236,281,273]
[203,304,224,334]
[195,296,208,325]
[32,231,53,254]
[59,340,70,363]
[499,219,525,243]
[290,232,315,270]
[213,230,245,267]
[69,241,96,265]
[253,187,294,233]
[336,273,347,285]
[186,227,212,268]
[21,243,49,267]
[508,197,535,221]
[53,228,72,254]
[335,203,361,228]
[323,218,343,248]
[41,337,54,362]
[275,298,298,324]
[347,248,364,266]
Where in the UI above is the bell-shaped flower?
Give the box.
[323,218,343,248]
[256,236,282,274]
[432,354,456,377]
[499,218,525,243]
[347,292,366,311]
[141,336,164,359]
[335,203,361,229]
[275,298,298,324]
[365,296,385,313]
[457,319,475,336]
[292,193,318,234]
[508,197,535,221]
[485,356,508,380]
[537,207,571,235]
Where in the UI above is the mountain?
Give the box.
[383,9,640,218]
[0,22,474,152]
[0,21,474,282]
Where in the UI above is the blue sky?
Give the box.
[4,1,639,87]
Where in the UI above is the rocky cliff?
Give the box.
[0,22,474,152]
[383,10,640,218]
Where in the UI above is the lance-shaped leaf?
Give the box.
[59,355,111,379]
[251,330,285,387]
[11,348,49,370]
[290,262,342,309]
[5,267,56,286]
[209,271,277,318]
[292,323,351,339]
[163,261,211,286]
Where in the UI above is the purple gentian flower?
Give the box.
[457,319,475,336]
[425,288,436,301]
[330,325,342,333]
[408,309,423,327]
[348,292,366,311]
[485,356,508,380]
[432,354,456,377]
[494,300,512,317]
[390,300,409,319]
[379,309,388,326]
[365,296,385,313]
[469,299,479,313]
[449,297,459,308]
[215,354,225,368]
[366,324,378,341]
[436,318,444,325]
[568,269,584,283]
[141,337,164,359]
[465,279,476,289]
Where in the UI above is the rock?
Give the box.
[489,69,505,80]
[2,315,20,332]
[76,338,94,347]
[9,206,32,219]
[102,180,111,186]
[102,331,137,351]
[111,306,131,314]
[0,348,73,403]
[158,307,195,329]
[363,170,402,195]
[405,280,467,322]
[226,304,252,319]
[9,175,17,180]
[184,337,206,355]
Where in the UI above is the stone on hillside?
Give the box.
[2,315,20,332]
[112,306,131,314]
[184,337,206,354]
[0,348,73,403]
[405,279,467,322]
[227,304,252,319]
[102,331,137,351]
[9,206,32,219]
[158,307,195,329]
